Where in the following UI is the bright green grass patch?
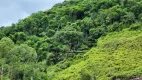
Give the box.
[47,29,142,80]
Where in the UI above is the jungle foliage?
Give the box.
[0,0,142,80]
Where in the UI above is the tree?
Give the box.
[0,37,14,58]
[52,30,84,51]
[6,44,38,80]
[0,38,14,80]
[82,17,94,38]
[105,5,120,24]
[122,12,135,24]
[7,44,37,64]
[0,32,5,40]
[9,32,27,44]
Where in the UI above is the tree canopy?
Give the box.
[0,0,142,80]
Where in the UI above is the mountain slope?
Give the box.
[0,0,142,80]
[49,29,142,80]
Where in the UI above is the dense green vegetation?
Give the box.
[0,0,142,80]
[49,29,142,80]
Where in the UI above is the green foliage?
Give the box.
[52,30,84,50]
[9,32,27,44]
[0,37,14,58]
[129,22,142,30]
[8,44,37,63]
[0,0,142,80]
[49,29,142,80]
[80,70,92,80]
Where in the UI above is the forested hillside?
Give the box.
[0,0,142,80]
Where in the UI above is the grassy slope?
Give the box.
[47,28,142,80]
